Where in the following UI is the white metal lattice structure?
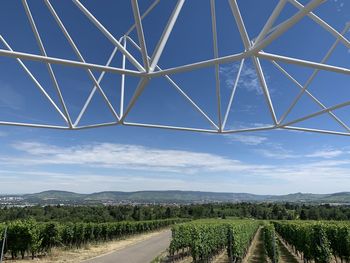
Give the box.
[0,0,350,135]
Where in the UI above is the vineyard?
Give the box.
[169,219,279,262]
[273,221,350,263]
[263,223,279,263]
[0,218,188,260]
[167,220,350,263]
[1,218,350,262]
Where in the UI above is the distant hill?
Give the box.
[24,190,84,202]
[1,190,347,204]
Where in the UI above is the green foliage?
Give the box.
[41,223,61,251]
[272,221,347,263]
[27,220,43,259]
[1,203,350,223]
[229,221,259,261]
[7,220,32,259]
[312,224,332,263]
[324,222,350,262]
[169,219,259,262]
[263,223,279,263]
[0,218,187,260]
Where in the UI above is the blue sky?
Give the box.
[0,0,349,194]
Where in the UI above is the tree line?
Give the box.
[0,202,349,222]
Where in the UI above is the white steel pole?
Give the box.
[271,60,350,132]
[282,126,350,136]
[222,59,245,130]
[120,0,185,122]
[126,36,219,130]
[257,52,350,76]
[74,45,120,127]
[252,0,326,52]
[228,0,277,125]
[254,0,287,45]
[0,48,141,76]
[0,36,68,124]
[149,0,185,71]
[72,0,145,72]
[288,0,350,49]
[278,24,350,124]
[125,0,161,36]
[283,100,350,127]
[45,0,120,121]
[22,0,73,128]
[131,0,150,71]
[120,37,127,117]
[210,0,223,131]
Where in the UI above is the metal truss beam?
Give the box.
[0,0,349,137]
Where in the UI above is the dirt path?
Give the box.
[214,227,266,263]
[245,227,268,263]
[212,250,229,263]
[277,237,303,263]
[244,229,302,263]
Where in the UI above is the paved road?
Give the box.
[83,230,171,263]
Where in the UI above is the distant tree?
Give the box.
[308,207,320,220]
[209,206,215,217]
[132,206,141,221]
[300,209,307,220]
[165,207,172,218]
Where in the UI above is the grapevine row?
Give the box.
[169,219,260,262]
[262,223,279,263]
[0,218,187,260]
[273,221,350,263]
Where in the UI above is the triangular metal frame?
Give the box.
[0,0,349,136]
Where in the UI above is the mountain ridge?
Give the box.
[1,190,348,204]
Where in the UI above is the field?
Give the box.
[169,219,260,262]
[166,219,350,263]
[3,218,349,262]
[0,203,349,262]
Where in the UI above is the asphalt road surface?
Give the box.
[83,230,171,263]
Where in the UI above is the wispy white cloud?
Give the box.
[1,141,350,194]
[306,149,344,159]
[255,148,297,159]
[219,62,263,95]
[0,82,24,110]
[6,141,268,174]
[226,134,268,145]
[251,139,347,160]
[332,0,345,12]
[256,148,346,160]
[223,131,346,160]
[0,169,191,194]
